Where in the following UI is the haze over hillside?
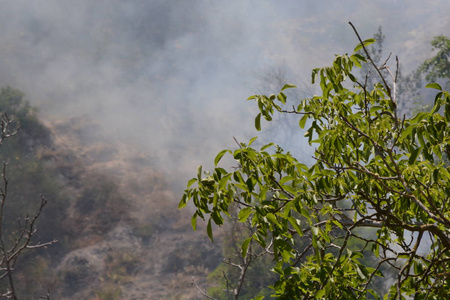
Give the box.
[0,0,448,190]
[0,1,448,298]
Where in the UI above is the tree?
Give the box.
[253,66,314,151]
[359,27,423,118]
[358,26,387,90]
[420,35,450,86]
[0,89,56,299]
[180,22,450,299]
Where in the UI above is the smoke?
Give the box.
[0,0,448,190]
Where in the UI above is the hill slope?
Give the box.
[0,88,222,299]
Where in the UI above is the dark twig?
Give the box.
[190,277,218,300]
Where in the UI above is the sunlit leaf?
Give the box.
[425,82,442,91]
[248,136,258,146]
[299,114,308,129]
[241,237,252,258]
[219,173,232,189]
[238,207,253,222]
[281,83,297,91]
[187,177,198,188]
[277,92,287,104]
[354,38,376,52]
[288,217,303,236]
[316,289,326,299]
[191,213,197,231]
[214,149,229,166]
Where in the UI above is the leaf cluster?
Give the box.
[180,31,450,299]
[420,36,450,83]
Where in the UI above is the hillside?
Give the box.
[0,87,222,299]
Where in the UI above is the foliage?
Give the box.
[420,36,450,84]
[180,24,450,299]
[253,66,314,151]
[206,210,277,299]
[358,26,387,90]
[358,27,423,117]
[0,86,51,154]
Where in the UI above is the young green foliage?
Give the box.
[180,32,450,299]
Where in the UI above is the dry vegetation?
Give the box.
[1,112,222,299]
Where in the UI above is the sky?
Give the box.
[0,0,448,190]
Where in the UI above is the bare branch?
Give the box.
[190,277,218,300]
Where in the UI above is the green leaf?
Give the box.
[369,105,383,114]
[331,219,343,229]
[197,165,203,180]
[425,82,442,91]
[211,211,223,225]
[252,232,266,248]
[311,225,319,236]
[281,83,297,91]
[417,129,426,149]
[259,185,269,200]
[248,136,258,146]
[368,290,381,300]
[350,53,366,68]
[348,73,357,82]
[399,124,416,141]
[238,207,253,222]
[178,194,188,209]
[261,142,274,151]
[207,219,213,242]
[277,92,287,104]
[187,178,197,188]
[311,68,319,84]
[214,149,229,166]
[408,147,421,165]
[279,175,294,185]
[246,178,254,193]
[300,207,311,221]
[315,289,326,299]
[241,237,252,258]
[354,38,376,52]
[266,213,282,228]
[288,217,303,236]
[367,267,384,278]
[191,213,197,231]
[441,168,450,181]
[280,249,293,262]
[413,262,424,274]
[219,173,232,189]
[215,167,227,175]
[299,114,308,129]
[411,112,430,124]
[255,113,262,131]
[356,264,367,280]
[321,169,336,176]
